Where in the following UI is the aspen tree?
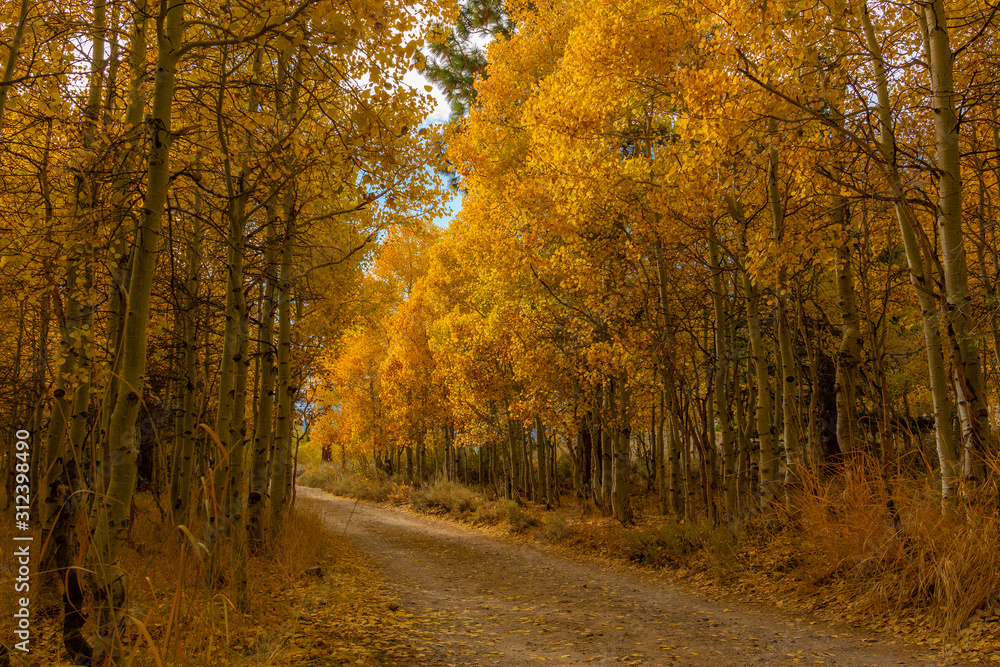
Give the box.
[0,0,30,130]
[96,0,148,497]
[168,207,201,526]
[248,213,278,553]
[732,331,751,505]
[30,283,50,517]
[816,15,863,459]
[269,53,301,541]
[655,391,666,512]
[207,45,262,587]
[833,207,862,456]
[793,283,821,470]
[766,119,802,507]
[970,115,1000,400]
[990,107,1000,377]
[708,224,736,519]
[535,414,549,504]
[654,242,682,515]
[37,3,108,657]
[860,3,959,500]
[269,211,296,541]
[610,373,632,524]
[91,0,185,649]
[921,0,991,482]
[600,383,613,512]
[731,200,779,507]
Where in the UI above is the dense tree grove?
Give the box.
[3,0,1000,660]
[318,0,1000,527]
[0,0,450,660]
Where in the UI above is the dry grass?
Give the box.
[410,481,479,516]
[783,459,1000,634]
[0,491,422,666]
[297,464,395,503]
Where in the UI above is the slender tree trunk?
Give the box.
[833,206,862,458]
[591,405,602,503]
[504,417,516,497]
[708,225,736,519]
[420,428,427,482]
[209,47,262,579]
[611,374,632,524]
[91,0,185,654]
[519,422,530,496]
[535,415,549,506]
[41,257,92,663]
[734,353,751,508]
[970,146,1000,411]
[551,430,558,505]
[730,199,778,509]
[0,0,31,130]
[666,398,682,516]
[169,201,202,527]
[96,0,147,504]
[42,259,83,546]
[268,204,297,544]
[601,383,613,512]
[861,4,959,500]
[656,391,666,513]
[922,1,990,483]
[169,304,185,509]
[267,49,302,545]
[654,240,682,515]
[821,68,862,462]
[765,121,801,509]
[449,433,454,483]
[40,4,108,657]
[682,398,694,519]
[794,282,821,470]
[987,107,1000,386]
[573,419,585,499]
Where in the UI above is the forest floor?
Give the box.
[1,495,439,666]
[297,486,977,667]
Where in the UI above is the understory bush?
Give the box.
[505,501,539,534]
[411,480,480,515]
[471,500,509,526]
[540,513,569,542]
[788,459,1000,632]
[622,521,702,568]
[298,463,394,502]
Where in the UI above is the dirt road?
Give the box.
[297,487,967,666]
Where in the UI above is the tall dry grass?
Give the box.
[1,492,336,666]
[788,455,1000,633]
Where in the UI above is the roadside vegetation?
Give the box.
[0,495,429,666]
[300,460,1000,662]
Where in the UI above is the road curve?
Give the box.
[296,486,966,666]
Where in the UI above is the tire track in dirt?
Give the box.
[298,487,969,666]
